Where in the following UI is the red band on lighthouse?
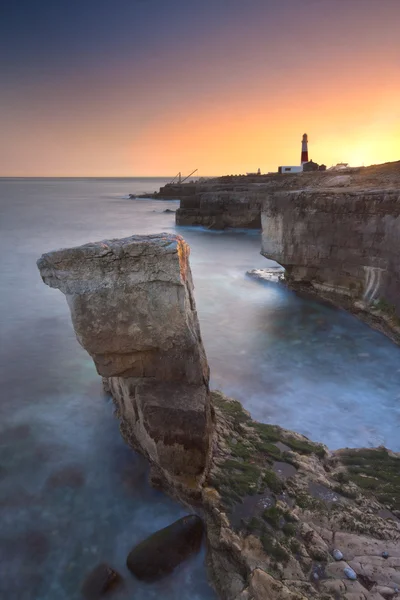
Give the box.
[301,133,308,165]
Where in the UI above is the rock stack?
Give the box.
[37,233,212,488]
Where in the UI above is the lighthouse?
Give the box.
[301,133,309,165]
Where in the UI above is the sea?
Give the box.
[1,177,400,599]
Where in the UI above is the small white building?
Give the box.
[328,163,349,171]
[278,165,303,174]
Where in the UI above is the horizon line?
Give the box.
[0,175,220,179]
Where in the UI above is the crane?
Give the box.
[170,169,198,185]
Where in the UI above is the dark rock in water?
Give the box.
[126,515,204,581]
[164,208,176,213]
[128,194,136,199]
[81,563,122,599]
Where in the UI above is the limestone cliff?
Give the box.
[174,160,400,231]
[37,233,212,485]
[176,189,263,229]
[261,188,400,336]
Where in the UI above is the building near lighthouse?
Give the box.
[277,165,303,174]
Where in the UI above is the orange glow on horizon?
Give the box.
[1,2,399,177]
[131,71,400,177]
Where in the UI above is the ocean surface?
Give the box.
[1,177,400,599]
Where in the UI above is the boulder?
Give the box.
[126,515,204,581]
[37,234,212,482]
[81,563,121,599]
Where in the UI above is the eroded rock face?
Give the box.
[261,189,400,323]
[37,233,212,482]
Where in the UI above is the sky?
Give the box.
[1,0,399,176]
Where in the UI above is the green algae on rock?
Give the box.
[204,391,400,600]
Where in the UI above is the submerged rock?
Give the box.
[37,233,212,484]
[126,515,204,581]
[81,563,122,599]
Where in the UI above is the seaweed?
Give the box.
[262,505,284,528]
[339,448,400,511]
[282,522,297,537]
[260,533,290,564]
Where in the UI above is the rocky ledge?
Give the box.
[172,160,400,230]
[37,234,400,600]
[205,391,400,600]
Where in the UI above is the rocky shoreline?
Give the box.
[204,391,400,600]
[37,233,400,600]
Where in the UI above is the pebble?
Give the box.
[312,572,319,581]
[333,549,343,561]
[344,567,357,580]
[382,551,389,559]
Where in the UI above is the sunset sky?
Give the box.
[1,0,399,177]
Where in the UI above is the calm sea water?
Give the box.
[1,177,400,599]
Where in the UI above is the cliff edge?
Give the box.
[261,188,400,341]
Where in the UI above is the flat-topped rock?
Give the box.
[37,233,209,382]
[37,233,212,483]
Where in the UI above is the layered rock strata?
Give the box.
[37,233,212,485]
[174,160,400,231]
[261,188,400,338]
[176,190,263,229]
